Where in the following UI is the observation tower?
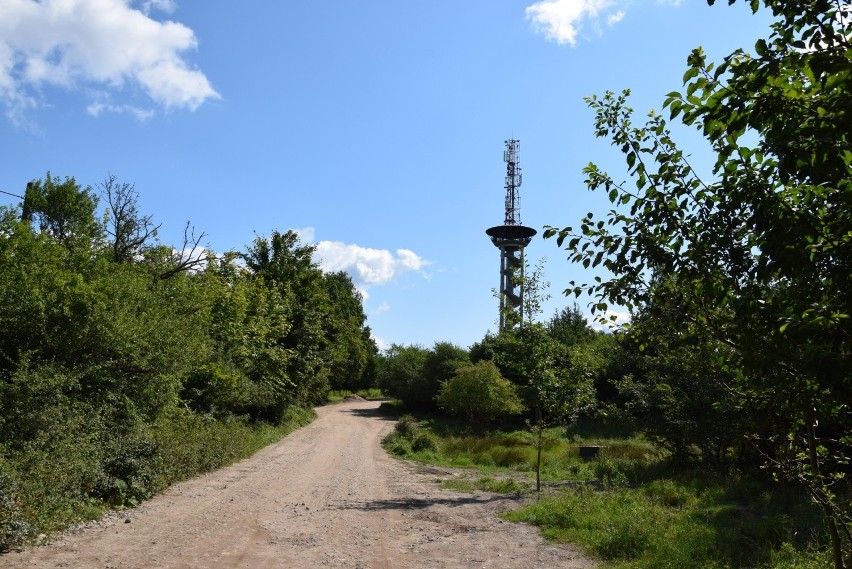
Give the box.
[486,139,536,330]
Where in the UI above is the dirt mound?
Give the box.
[342,393,367,402]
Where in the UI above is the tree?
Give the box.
[376,344,430,407]
[99,174,160,264]
[545,2,851,564]
[242,230,330,405]
[613,307,749,467]
[510,323,596,492]
[547,303,595,346]
[22,173,102,255]
[321,271,373,392]
[483,261,597,491]
[436,361,524,430]
[419,342,471,410]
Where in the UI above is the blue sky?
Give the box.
[0,0,775,349]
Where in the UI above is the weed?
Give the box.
[0,406,314,549]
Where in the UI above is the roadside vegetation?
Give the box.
[0,175,377,550]
[382,408,830,568]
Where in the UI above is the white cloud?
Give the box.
[372,334,390,352]
[293,226,316,243]
[315,241,429,288]
[139,0,176,14]
[87,98,155,121]
[294,229,429,306]
[525,0,626,46]
[0,0,218,124]
[372,302,390,316]
[607,10,626,26]
[171,244,208,273]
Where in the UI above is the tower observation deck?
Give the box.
[486,139,536,330]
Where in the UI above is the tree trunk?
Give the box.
[807,422,846,569]
[535,406,542,493]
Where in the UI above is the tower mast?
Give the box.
[486,139,536,330]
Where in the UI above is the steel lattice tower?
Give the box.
[486,139,536,330]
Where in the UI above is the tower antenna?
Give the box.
[486,139,536,330]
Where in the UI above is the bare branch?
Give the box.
[158,221,208,280]
[99,174,161,263]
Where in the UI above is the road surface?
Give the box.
[4,400,595,568]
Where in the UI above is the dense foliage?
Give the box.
[0,175,375,549]
[545,1,851,565]
[436,360,524,428]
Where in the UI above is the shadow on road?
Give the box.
[331,493,508,512]
[342,406,397,421]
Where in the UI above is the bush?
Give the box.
[412,432,439,453]
[394,415,420,439]
[382,415,439,456]
[383,431,413,455]
[436,361,524,428]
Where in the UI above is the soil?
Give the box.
[3,400,596,568]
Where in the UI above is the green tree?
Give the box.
[511,323,597,492]
[613,307,749,467]
[242,230,330,405]
[546,303,594,347]
[480,261,597,490]
[321,271,372,392]
[545,2,851,564]
[418,342,471,410]
[22,173,102,256]
[376,344,430,407]
[195,253,296,421]
[436,361,524,430]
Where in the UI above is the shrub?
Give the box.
[436,361,524,429]
[383,432,414,455]
[412,432,439,453]
[394,415,420,439]
[489,446,534,468]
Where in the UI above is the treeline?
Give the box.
[0,174,376,548]
[376,304,609,424]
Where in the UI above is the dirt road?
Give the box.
[4,400,595,568]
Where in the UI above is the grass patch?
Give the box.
[151,406,314,489]
[442,476,530,494]
[503,478,827,568]
[381,413,832,568]
[327,388,384,402]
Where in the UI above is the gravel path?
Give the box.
[3,400,596,568]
